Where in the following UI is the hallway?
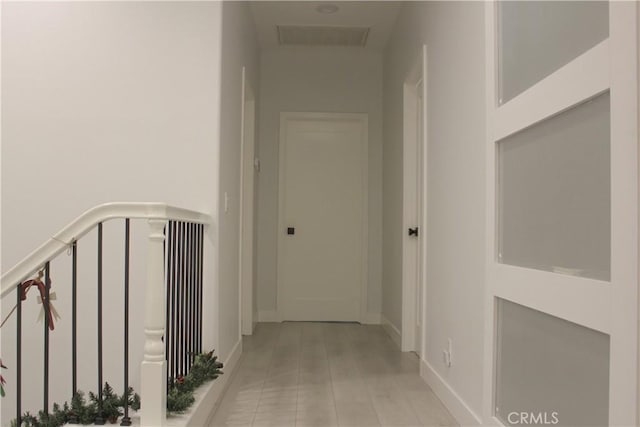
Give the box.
[210,323,456,427]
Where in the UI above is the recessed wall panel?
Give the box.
[496,299,610,426]
[498,92,610,280]
[498,1,608,103]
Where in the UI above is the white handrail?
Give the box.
[1,202,212,298]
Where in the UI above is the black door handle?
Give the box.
[408,227,419,237]
[287,227,295,235]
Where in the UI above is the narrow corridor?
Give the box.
[210,322,456,427]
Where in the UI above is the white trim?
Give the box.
[493,265,610,334]
[402,45,428,354]
[381,315,402,349]
[362,312,381,324]
[258,310,280,322]
[637,5,640,425]
[360,115,370,325]
[239,66,257,337]
[238,66,247,338]
[420,359,483,427]
[494,39,609,141]
[1,202,212,297]
[276,112,369,322]
[419,44,429,360]
[609,3,639,424]
[483,2,499,422]
[166,339,243,427]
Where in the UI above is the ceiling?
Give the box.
[248,1,402,50]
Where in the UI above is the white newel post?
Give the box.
[141,219,167,426]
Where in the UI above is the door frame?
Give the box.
[276,112,369,323]
[239,66,257,336]
[402,45,428,353]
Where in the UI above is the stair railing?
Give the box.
[1,202,212,427]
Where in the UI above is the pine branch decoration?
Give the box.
[166,349,224,414]
[10,349,220,424]
[12,383,139,427]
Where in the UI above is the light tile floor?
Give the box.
[209,322,457,427]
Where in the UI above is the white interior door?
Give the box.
[483,2,638,425]
[240,67,256,336]
[278,112,367,322]
[402,45,428,354]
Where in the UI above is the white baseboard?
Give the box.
[258,310,279,322]
[165,339,243,427]
[362,312,381,324]
[381,315,402,349]
[420,358,482,426]
[258,311,381,324]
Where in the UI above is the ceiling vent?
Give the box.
[277,25,370,47]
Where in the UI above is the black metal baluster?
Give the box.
[198,224,204,353]
[171,221,178,381]
[96,223,105,425]
[183,222,189,373]
[68,241,79,424]
[172,221,180,378]
[165,221,172,388]
[16,283,22,426]
[190,223,196,365]
[72,241,78,396]
[176,222,184,377]
[180,221,187,375]
[166,223,170,373]
[162,220,171,382]
[121,219,132,426]
[44,261,51,418]
[195,224,199,354]
[180,222,189,375]
[173,222,178,378]
[194,223,199,357]
[191,223,197,364]
[186,223,192,371]
[186,223,191,367]
[182,222,188,374]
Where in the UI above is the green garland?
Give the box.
[167,350,223,413]
[10,350,222,425]
[11,383,140,427]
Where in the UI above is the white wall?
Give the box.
[1,2,222,423]
[383,1,486,420]
[218,1,260,359]
[256,48,383,321]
